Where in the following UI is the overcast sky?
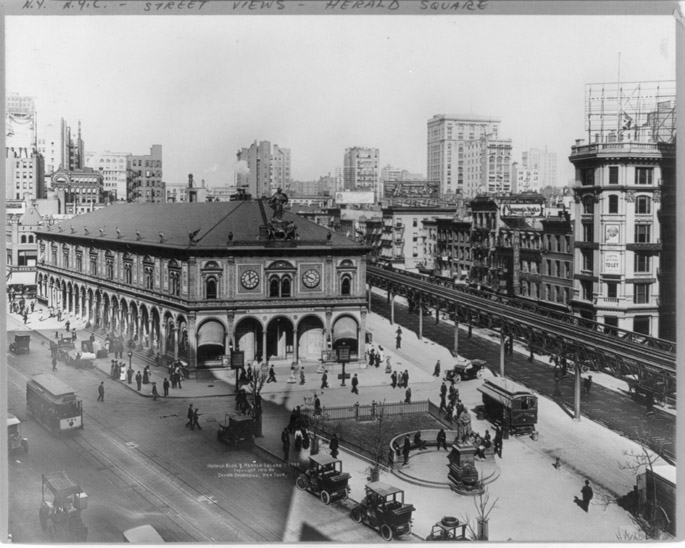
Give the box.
[6,14,675,188]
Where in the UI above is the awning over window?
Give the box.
[197,320,225,348]
[7,270,36,286]
[333,316,358,341]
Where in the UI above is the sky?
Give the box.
[6,12,676,189]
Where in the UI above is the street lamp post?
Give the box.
[128,351,133,370]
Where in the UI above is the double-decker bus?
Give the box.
[26,374,83,433]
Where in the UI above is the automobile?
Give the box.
[9,334,30,355]
[296,453,350,504]
[444,357,487,383]
[7,414,28,454]
[123,524,165,543]
[426,516,470,541]
[351,481,415,541]
[38,471,88,542]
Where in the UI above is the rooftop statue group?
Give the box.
[267,188,296,240]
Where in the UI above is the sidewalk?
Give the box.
[9,301,646,541]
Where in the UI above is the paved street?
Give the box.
[6,298,660,542]
[368,290,676,462]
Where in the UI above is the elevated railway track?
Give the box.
[366,266,676,405]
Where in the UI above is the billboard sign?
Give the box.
[335,191,375,205]
[500,203,545,217]
[383,181,439,199]
[604,252,621,274]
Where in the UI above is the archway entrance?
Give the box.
[297,316,325,361]
[196,320,226,364]
[266,317,294,361]
[332,316,359,359]
[235,318,264,363]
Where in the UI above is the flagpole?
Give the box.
[617,52,621,136]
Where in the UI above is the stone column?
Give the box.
[187,313,197,368]
[359,309,367,363]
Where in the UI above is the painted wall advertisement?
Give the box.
[335,191,375,204]
[383,181,439,199]
[500,202,545,217]
[604,252,621,274]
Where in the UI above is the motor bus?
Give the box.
[26,374,83,433]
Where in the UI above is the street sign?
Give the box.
[337,373,350,381]
[230,351,245,370]
[338,346,350,363]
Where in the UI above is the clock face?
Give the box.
[302,269,321,289]
[240,270,259,290]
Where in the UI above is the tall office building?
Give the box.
[343,147,380,197]
[522,147,557,187]
[85,150,130,201]
[127,145,165,203]
[569,80,675,340]
[235,141,291,198]
[427,114,501,196]
[61,119,85,172]
[6,93,44,201]
[463,134,512,196]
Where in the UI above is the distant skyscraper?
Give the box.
[6,93,44,201]
[463,134,512,196]
[522,147,557,187]
[235,140,291,198]
[85,150,130,201]
[127,145,165,203]
[343,147,380,197]
[427,114,501,196]
[511,162,541,193]
[61,119,84,172]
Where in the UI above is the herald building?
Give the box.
[34,201,370,371]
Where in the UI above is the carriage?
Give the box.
[296,454,350,505]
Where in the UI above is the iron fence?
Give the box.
[321,399,430,422]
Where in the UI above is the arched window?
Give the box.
[582,197,594,215]
[206,277,217,299]
[341,276,351,296]
[124,263,132,284]
[270,277,280,298]
[281,276,291,298]
[28,235,34,243]
[635,196,651,215]
[20,235,27,244]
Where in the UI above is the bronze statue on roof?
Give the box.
[269,188,288,221]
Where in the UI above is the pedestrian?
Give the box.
[30,300,35,313]
[493,427,503,458]
[52,356,57,372]
[151,382,159,401]
[176,369,183,389]
[402,370,409,388]
[170,371,177,389]
[395,326,402,349]
[314,395,322,415]
[299,366,305,385]
[404,387,412,404]
[439,392,447,412]
[580,480,593,512]
[433,360,441,377]
[143,366,150,385]
[163,377,170,396]
[65,320,70,332]
[97,381,105,402]
[267,364,277,383]
[437,428,448,451]
[71,328,77,342]
[136,371,142,391]
[191,408,202,430]
[351,373,359,394]
[321,370,329,389]
[583,375,593,395]
[402,435,411,465]
[186,404,194,428]
[553,377,562,398]
[329,433,339,458]
[368,348,375,367]
[23,312,28,324]
[390,370,397,389]
[440,381,447,398]
[375,351,382,368]
[281,427,291,461]
[127,367,134,384]
[294,428,302,451]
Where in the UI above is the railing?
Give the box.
[570,142,675,155]
[321,400,429,421]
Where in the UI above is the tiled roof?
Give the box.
[37,201,363,249]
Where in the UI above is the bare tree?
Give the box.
[246,364,268,437]
[615,425,671,540]
[457,487,499,541]
[367,400,386,482]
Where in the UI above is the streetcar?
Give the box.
[26,374,83,434]
[477,377,537,435]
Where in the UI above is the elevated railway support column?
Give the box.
[453,306,459,356]
[418,294,423,341]
[367,287,372,313]
[468,312,472,338]
[500,331,506,377]
[390,294,394,326]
